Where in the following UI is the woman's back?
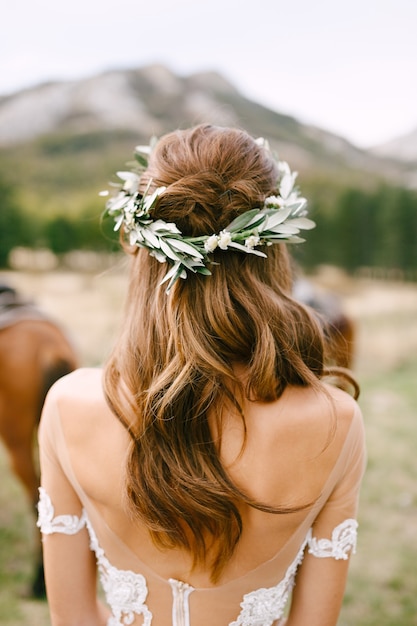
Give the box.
[39,367,365,625]
[37,125,366,626]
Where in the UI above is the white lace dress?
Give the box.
[37,370,366,626]
[38,488,358,626]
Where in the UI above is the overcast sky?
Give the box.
[2,0,416,148]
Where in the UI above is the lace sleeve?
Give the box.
[307,518,358,560]
[37,487,87,535]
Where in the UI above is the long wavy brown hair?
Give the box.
[103,124,356,581]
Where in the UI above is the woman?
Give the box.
[37,124,366,626]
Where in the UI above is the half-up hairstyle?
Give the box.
[104,125,340,581]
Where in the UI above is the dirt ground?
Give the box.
[0,266,416,625]
[1,266,416,376]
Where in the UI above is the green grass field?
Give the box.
[0,270,416,625]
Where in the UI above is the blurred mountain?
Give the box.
[0,64,414,190]
[371,127,417,162]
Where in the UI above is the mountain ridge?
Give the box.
[371,126,417,162]
[0,64,414,187]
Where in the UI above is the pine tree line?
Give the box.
[1,174,416,277]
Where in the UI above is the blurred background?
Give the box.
[0,0,416,624]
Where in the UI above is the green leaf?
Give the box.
[228,242,267,257]
[286,198,307,215]
[150,249,167,263]
[159,239,181,261]
[177,255,206,272]
[116,171,139,182]
[286,236,306,244]
[226,209,262,232]
[160,262,184,292]
[263,208,292,229]
[195,266,212,276]
[134,154,148,168]
[141,229,161,248]
[165,237,204,259]
[267,223,300,235]
[134,144,152,164]
[150,220,181,236]
[288,217,316,230]
[143,186,166,212]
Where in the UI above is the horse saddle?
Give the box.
[0,285,47,330]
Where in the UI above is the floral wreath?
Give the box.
[101,137,315,292]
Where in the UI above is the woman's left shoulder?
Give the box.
[44,367,109,433]
[49,366,102,391]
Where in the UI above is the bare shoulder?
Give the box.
[47,367,104,402]
[322,380,360,406]
[226,383,363,508]
[321,383,363,431]
[44,367,113,438]
[265,383,363,469]
[241,382,361,454]
[292,383,365,468]
[272,382,361,432]
[43,369,129,500]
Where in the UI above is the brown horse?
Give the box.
[293,278,355,370]
[0,285,78,597]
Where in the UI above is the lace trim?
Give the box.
[229,531,311,626]
[85,516,152,626]
[229,518,358,626]
[37,487,87,535]
[307,518,358,560]
[37,488,357,626]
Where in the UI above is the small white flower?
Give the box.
[217,230,232,250]
[103,137,314,293]
[264,195,283,208]
[123,210,135,228]
[255,137,266,148]
[204,234,219,253]
[245,235,261,249]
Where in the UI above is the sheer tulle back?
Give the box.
[38,369,365,625]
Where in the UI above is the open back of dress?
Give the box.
[38,369,366,626]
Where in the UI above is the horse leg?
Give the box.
[0,321,78,598]
[29,359,78,598]
[0,406,45,597]
[9,444,45,597]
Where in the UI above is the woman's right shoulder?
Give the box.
[266,384,365,476]
[321,383,364,437]
[46,367,105,403]
[280,382,362,436]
